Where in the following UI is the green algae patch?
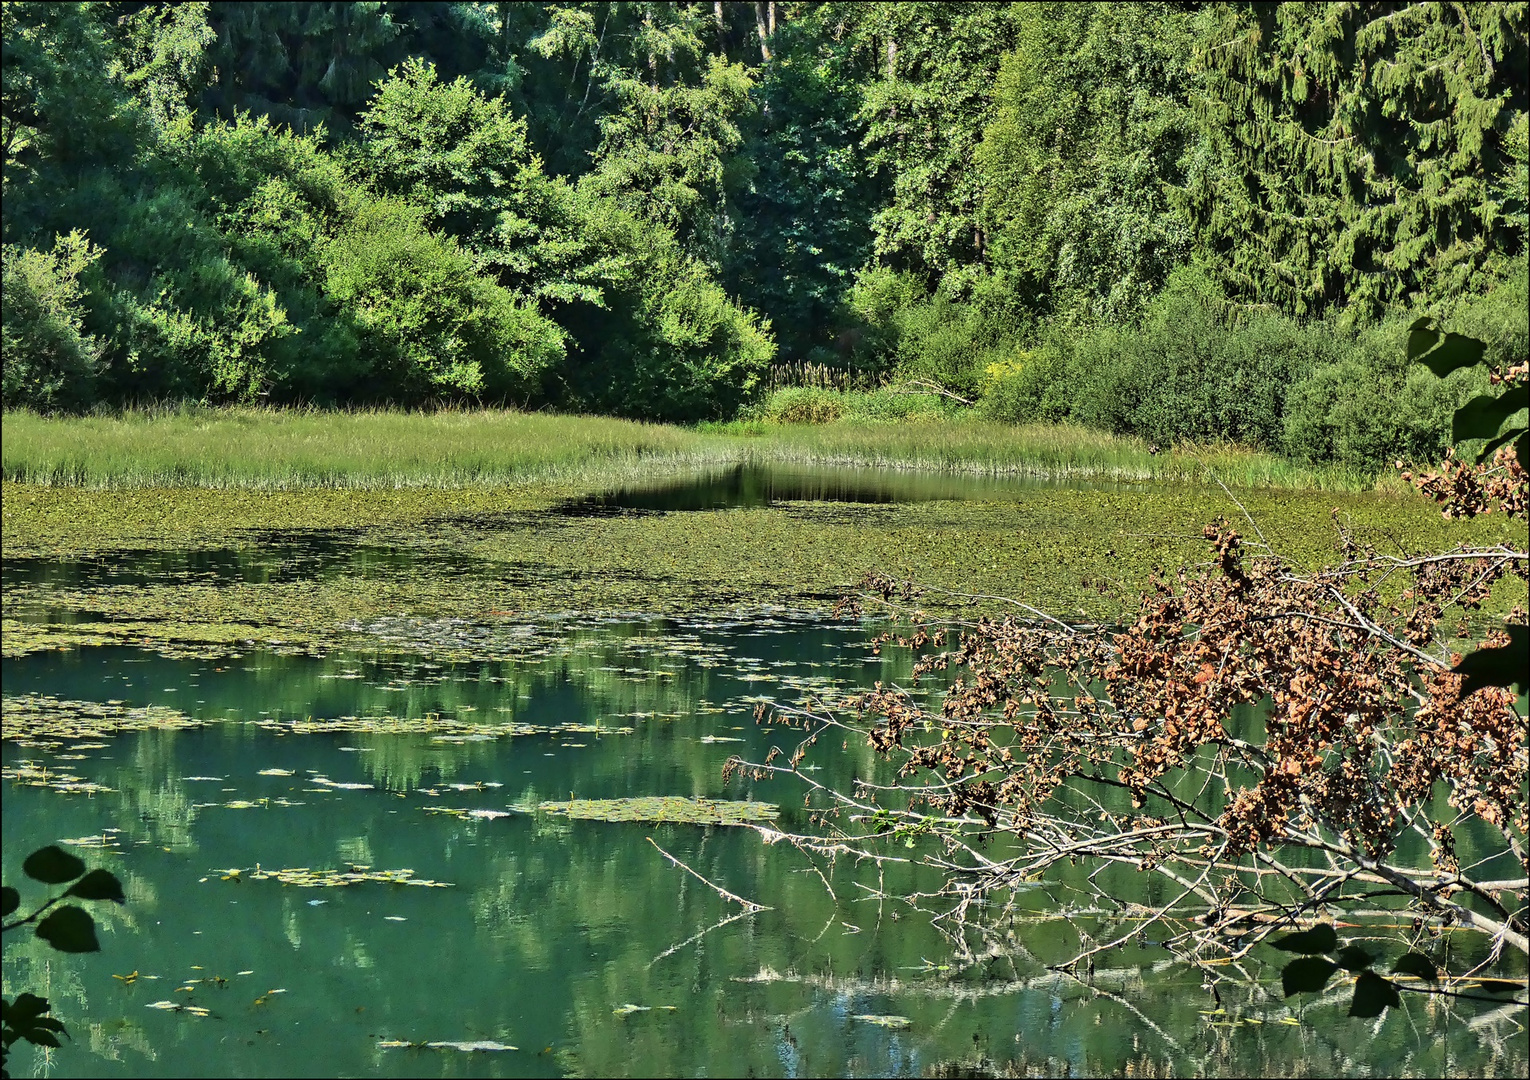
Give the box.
[208,865,453,888]
[0,482,572,559]
[536,796,778,826]
[249,714,633,739]
[3,759,115,794]
[3,693,204,744]
[4,468,1523,654]
[1,617,304,660]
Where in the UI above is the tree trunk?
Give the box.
[713,1,726,51]
[754,2,771,61]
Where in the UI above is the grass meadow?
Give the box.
[1,405,1398,493]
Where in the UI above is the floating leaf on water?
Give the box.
[378,1039,517,1051]
[146,1000,210,1017]
[310,777,375,791]
[537,797,777,826]
[3,760,114,794]
[2,694,203,742]
[612,1004,676,1017]
[60,833,122,850]
[852,1014,912,1030]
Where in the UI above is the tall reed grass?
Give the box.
[763,361,888,394]
[2,406,1393,493]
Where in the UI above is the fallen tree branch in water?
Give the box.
[728,510,1528,1014]
[646,836,772,913]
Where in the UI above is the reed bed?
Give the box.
[762,361,888,394]
[746,420,1390,492]
[2,406,1390,493]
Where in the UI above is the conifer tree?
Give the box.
[1185,2,1528,319]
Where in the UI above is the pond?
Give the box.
[4,468,1525,1078]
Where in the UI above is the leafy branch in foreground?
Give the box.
[730,510,1526,1015]
[728,322,1528,1022]
[2,845,125,1079]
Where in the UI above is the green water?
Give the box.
[3,470,1525,1078]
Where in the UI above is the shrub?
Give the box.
[754,387,848,424]
[748,385,959,425]
[1283,319,1489,472]
[321,196,565,403]
[1067,271,1336,448]
[1,232,104,411]
[978,344,1071,424]
[573,248,775,424]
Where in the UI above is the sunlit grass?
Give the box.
[740,420,1392,492]
[3,406,1396,493]
[0,406,725,489]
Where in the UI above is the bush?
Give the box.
[574,248,775,424]
[753,386,848,424]
[978,343,1072,424]
[321,196,565,403]
[748,385,959,425]
[1282,319,1489,472]
[1,232,104,411]
[845,268,1033,398]
[1066,270,1337,448]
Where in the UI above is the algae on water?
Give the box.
[535,796,778,826]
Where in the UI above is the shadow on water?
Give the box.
[557,462,1139,515]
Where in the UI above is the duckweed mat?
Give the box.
[5,477,1521,661]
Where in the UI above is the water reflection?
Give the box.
[4,623,1525,1077]
[560,463,1137,515]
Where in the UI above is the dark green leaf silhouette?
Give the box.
[1391,953,1439,982]
[0,887,17,919]
[33,906,99,953]
[1333,945,1375,972]
[1348,971,1402,1017]
[1281,956,1339,996]
[21,847,85,885]
[1272,924,1338,954]
[63,870,125,905]
[1453,385,1528,445]
[1406,318,1487,377]
[1456,625,1528,696]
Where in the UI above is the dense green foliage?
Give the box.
[2,2,1525,463]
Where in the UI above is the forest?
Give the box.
[2,1,1527,466]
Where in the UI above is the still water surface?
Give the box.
[3,468,1524,1077]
